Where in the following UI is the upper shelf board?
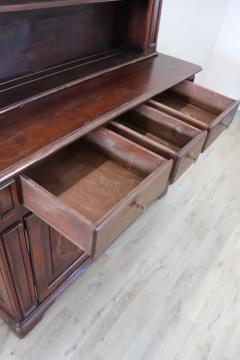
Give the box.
[0,0,122,13]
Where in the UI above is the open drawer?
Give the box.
[20,128,172,259]
[108,104,207,183]
[148,80,239,150]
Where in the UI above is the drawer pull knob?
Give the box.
[132,201,145,212]
[137,204,145,211]
[186,154,197,163]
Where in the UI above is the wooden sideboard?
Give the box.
[0,0,239,337]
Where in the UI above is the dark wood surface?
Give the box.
[0,179,21,232]
[109,104,207,183]
[145,0,163,52]
[0,49,154,111]
[151,80,240,150]
[0,1,161,84]
[85,128,172,257]
[21,128,172,255]
[1,223,37,316]
[0,53,201,183]
[0,0,122,13]
[25,214,89,302]
[0,235,23,321]
[0,2,128,81]
[4,0,236,339]
[0,245,91,337]
[8,255,92,338]
[0,0,197,339]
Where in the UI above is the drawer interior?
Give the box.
[151,80,238,126]
[153,92,217,124]
[109,105,202,156]
[24,128,165,224]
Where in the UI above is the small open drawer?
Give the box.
[108,104,207,183]
[20,128,172,259]
[149,80,239,150]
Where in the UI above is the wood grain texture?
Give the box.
[0,179,21,232]
[0,2,128,81]
[0,112,238,358]
[0,0,160,95]
[1,223,37,316]
[21,174,95,255]
[151,80,240,150]
[0,237,22,321]
[21,128,171,256]
[0,0,208,340]
[0,54,201,183]
[25,214,89,303]
[109,105,207,183]
[0,0,122,13]
[0,50,155,111]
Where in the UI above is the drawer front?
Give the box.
[110,105,207,184]
[94,201,142,259]
[204,124,225,150]
[150,80,239,151]
[113,123,199,184]
[204,105,239,150]
[136,104,207,182]
[219,104,239,128]
[20,175,94,255]
[20,128,171,259]
[94,160,172,258]
[0,179,20,231]
[171,132,207,183]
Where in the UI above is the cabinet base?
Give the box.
[1,258,91,338]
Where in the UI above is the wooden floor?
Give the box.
[1,113,240,360]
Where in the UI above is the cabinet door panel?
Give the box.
[0,250,20,320]
[25,214,89,302]
[1,223,37,317]
[0,179,20,232]
[49,226,85,279]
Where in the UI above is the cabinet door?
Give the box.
[1,223,37,317]
[25,214,89,302]
[0,241,21,321]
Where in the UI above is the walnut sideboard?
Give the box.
[0,0,239,337]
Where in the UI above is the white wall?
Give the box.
[201,0,240,99]
[157,0,240,100]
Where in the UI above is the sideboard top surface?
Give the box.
[0,53,201,183]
